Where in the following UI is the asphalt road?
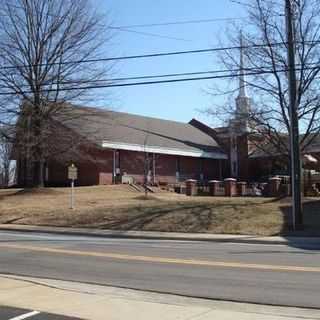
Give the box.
[0,305,82,319]
[0,231,320,309]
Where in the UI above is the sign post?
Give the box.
[68,164,78,209]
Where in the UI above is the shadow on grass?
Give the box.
[134,195,160,201]
[35,197,285,236]
[98,203,214,233]
[279,198,320,250]
[0,188,63,201]
[98,197,320,250]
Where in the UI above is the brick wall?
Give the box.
[154,154,177,184]
[180,157,200,179]
[202,158,222,180]
[119,150,146,184]
[46,146,227,186]
[47,147,114,186]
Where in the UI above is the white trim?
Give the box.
[102,141,227,159]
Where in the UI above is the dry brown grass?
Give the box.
[0,185,319,236]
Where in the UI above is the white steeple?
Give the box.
[228,32,252,179]
[238,33,248,99]
[235,32,251,127]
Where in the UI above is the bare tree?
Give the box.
[0,0,113,187]
[0,126,15,187]
[207,0,320,159]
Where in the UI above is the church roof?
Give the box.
[56,105,227,159]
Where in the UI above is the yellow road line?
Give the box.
[0,243,319,273]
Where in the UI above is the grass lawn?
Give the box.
[0,185,319,236]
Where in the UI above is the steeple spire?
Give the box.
[233,31,251,132]
[238,32,248,98]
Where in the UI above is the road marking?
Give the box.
[9,310,40,320]
[1,243,320,273]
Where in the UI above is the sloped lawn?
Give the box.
[0,185,319,236]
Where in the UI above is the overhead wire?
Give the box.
[1,64,319,95]
[0,41,314,70]
[112,17,250,29]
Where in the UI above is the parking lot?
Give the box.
[0,306,83,320]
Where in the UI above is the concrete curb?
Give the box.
[1,224,320,246]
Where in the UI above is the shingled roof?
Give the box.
[58,105,227,159]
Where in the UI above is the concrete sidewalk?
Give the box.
[1,274,320,320]
[1,223,320,246]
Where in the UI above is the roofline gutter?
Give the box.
[101,141,227,159]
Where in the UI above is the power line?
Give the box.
[39,67,256,86]
[112,12,285,29]
[109,26,191,42]
[0,46,246,69]
[0,66,258,89]
[0,41,300,71]
[0,3,252,42]
[0,73,251,95]
[0,65,317,95]
[3,62,316,89]
[0,39,319,71]
[113,17,249,29]
[0,3,192,42]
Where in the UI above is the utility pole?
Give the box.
[285,0,303,230]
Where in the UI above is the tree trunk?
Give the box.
[3,164,9,187]
[34,160,45,188]
[32,96,45,188]
[25,159,34,188]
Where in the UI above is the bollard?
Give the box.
[268,177,282,197]
[237,181,247,196]
[224,178,237,197]
[208,180,220,196]
[186,179,198,196]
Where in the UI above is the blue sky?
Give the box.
[92,0,246,126]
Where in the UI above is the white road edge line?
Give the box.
[9,310,40,320]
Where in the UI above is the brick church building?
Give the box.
[39,107,230,186]
[16,46,320,187]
